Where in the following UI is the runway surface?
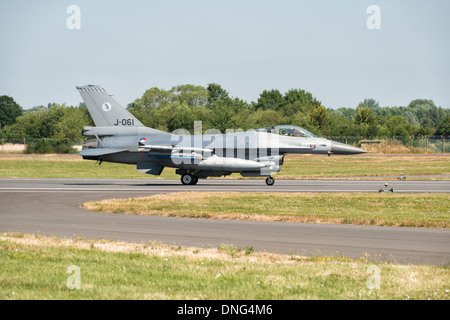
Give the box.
[0,178,449,265]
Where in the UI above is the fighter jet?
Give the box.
[77,85,366,185]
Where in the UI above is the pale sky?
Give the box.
[1,0,449,109]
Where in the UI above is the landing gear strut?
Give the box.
[265,177,275,186]
[181,174,198,185]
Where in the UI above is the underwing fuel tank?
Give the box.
[195,155,265,171]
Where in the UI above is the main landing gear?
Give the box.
[181,173,199,185]
[180,173,275,186]
[265,177,275,186]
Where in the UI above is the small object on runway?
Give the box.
[379,182,394,193]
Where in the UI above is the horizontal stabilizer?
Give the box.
[137,162,164,175]
[79,148,128,157]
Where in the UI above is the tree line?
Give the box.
[1,84,449,144]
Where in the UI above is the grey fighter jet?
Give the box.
[77,85,366,185]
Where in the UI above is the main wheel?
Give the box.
[181,174,198,185]
[265,177,275,186]
[181,174,194,185]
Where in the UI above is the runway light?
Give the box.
[379,182,394,193]
[397,173,407,180]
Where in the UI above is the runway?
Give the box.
[0,178,449,265]
[2,177,450,193]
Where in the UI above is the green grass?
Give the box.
[1,234,449,300]
[0,154,448,179]
[279,155,450,179]
[84,192,450,228]
[0,156,176,179]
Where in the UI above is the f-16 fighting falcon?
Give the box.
[77,85,366,185]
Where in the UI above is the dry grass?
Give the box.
[0,233,278,264]
[83,192,450,228]
[1,233,449,300]
[362,140,428,154]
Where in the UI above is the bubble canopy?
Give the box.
[256,125,317,138]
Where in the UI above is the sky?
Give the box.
[1,0,449,110]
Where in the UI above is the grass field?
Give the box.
[0,154,449,180]
[1,233,448,300]
[279,154,450,179]
[83,192,450,229]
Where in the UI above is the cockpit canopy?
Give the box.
[256,125,317,138]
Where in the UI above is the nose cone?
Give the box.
[331,142,367,155]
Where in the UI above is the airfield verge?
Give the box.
[1,233,449,300]
[83,192,450,229]
[0,154,449,180]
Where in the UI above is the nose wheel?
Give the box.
[265,177,275,186]
[181,174,198,185]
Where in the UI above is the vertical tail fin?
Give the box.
[76,85,143,127]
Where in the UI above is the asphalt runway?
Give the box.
[0,178,449,265]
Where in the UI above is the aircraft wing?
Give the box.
[79,148,129,157]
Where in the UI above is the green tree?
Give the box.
[435,115,450,136]
[208,99,236,133]
[1,112,42,138]
[132,87,173,110]
[208,98,251,132]
[255,89,284,110]
[53,106,94,140]
[378,115,414,137]
[416,125,434,137]
[290,112,309,131]
[357,98,380,110]
[0,95,23,130]
[354,106,377,126]
[1,104,93,140]
[335,107,357,121]
[284,89,320,106]
[282,89,321,115]
[166,103,210,133]
[207,83,230,107]
[328,111,358,137]
[406,99,446,128]
[307,104,330,135]
[172,84,209,107]
[247,109,287,129]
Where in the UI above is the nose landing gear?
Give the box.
[265,177,275,186]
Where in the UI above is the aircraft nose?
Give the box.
[331,142,367,155]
